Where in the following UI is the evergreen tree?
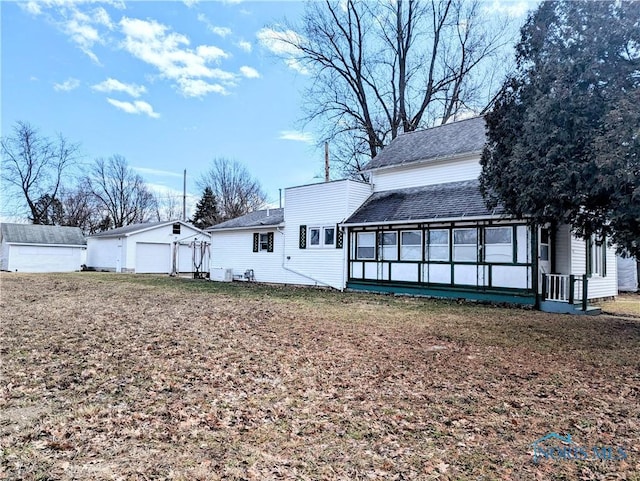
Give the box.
[33,194,65,225]
[480,0,640,257]
[191,187,219,230]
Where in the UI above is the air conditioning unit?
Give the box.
[224,268,234,282]
[210,267,233,282]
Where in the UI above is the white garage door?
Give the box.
[135,243,171,274]
[10,245,82,272]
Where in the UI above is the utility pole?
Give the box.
[182,169,187,221]
[324,142,330,182]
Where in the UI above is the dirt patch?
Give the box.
[1,273,639,480]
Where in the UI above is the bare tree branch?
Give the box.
[1,121,79,224]
[264,0,515,176]
[198,158,267,222]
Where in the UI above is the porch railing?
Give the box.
[541,274,588,311]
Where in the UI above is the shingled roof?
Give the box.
[0,223,86,245]
[343,180,504,225]
[206,208,284,231]
[363,116,486,171]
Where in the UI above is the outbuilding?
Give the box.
[86,220,209,274]
[0,223,86,273]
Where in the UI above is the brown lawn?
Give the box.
[1,273,638,480]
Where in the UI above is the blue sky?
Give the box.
[2,0,531,219]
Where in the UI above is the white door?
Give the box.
[135,243,171,273]
[177,243,193,273]
[539,227,552,274]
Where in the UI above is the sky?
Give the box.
[1,0,532,220]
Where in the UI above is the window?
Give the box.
[540,228,550,261]
[324,227,335,246]
[172,223,181,234]
[356,232,375,260]
[587,236,606,277]
[309,226,335,248]
[253,232,274,253]
[427,229,449,261]
[380,232,398,260]
[309,227,321,246]
[400,230,422,261]
[453,228,478,261]
[484,227,513,263]
[259,233,269,251]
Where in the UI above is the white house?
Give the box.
[86,220,209,274]
[208,117,619,313]
[207,180,371,289]
[0,223,86,273]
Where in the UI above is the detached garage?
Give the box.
[86,221,209,274]
[0,223,86,273]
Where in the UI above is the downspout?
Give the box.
[276,227,332,288]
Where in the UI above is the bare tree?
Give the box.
[58,180,102,234]
[265,0,514,176]
[198,158,267,222]
[154,192,183,222]
[1,121,79,223]
[86,155,158,230]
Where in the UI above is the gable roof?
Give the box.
[89,220,202,238]
[0,223,86,246]
[343,180,504,225]
[363,116,486,171]
[206,208,284,231]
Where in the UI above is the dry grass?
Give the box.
[1,273,638,480]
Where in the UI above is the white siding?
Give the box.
[87,237,124,271]
[569,234,618,299]
[210,229,310,285]
[370,155,481,192]
[0,239,9,271]
[87,223,207,273]
[124,224,204,272]
[284,180,372,289]
[5,244,84,272]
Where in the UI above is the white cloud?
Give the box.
[484,0,530,17]
[106,98,160,118]
[92,78,146,97]
[211,26,232,38]
[133,167,183,178]
[23,2,42,15]
[21,2,120,63]
[196,14,231,38]
[54,77,80,91]
[279,130,313,144]
[257,27,309,75]
[177,79,229,97]
[183,0,199,7]
[237,40,252,53]
[120,17,235,98]
[239,66,260,79]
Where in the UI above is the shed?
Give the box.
[86,220,209,274]
[0,223,86,273]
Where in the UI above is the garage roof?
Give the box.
[0,223,86,246]
[89,220,204,238]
